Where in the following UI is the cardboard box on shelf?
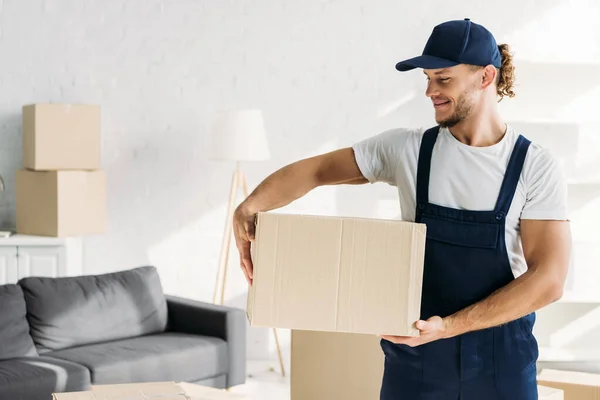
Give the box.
[291,329,384,400]
[23,103,100,170]
[537,369,600,400]
[52,381,248,399]
[16,170,106,237]
[538,384,564,399]
[246,212,426,336]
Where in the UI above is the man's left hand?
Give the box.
[379,316,450,347]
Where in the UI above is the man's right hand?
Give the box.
[233,203,256,286]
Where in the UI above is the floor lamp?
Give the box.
[209,109,286,377]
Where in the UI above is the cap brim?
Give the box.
[395,55,460,72]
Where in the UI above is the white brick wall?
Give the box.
[1,0,599,362]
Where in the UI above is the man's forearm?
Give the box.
[443,266,563,338]
[242,148,368,214]
[243,160,319,213]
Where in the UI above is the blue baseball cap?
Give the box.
[395,18,502,72]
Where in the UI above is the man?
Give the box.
[233,18,571,399]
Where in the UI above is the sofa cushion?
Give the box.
[0,356,91,400]
[0,284,38,360]
[19,266,168,352]
[46,332,228,384]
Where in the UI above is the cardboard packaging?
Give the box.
[538,385,565,400]
[247,212,426,336]
[23,103,100,170]
[289,330,565,400]
[16,170,106,237]
[291,330,384,400]
[52,381,248,399]
[537,369,600,400]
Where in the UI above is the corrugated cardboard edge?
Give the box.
[53,382,183,399]
[333,217,345,331]
[22,105,36,169]
[52,391,96,400]
[246,212,260,325]
[56,171,64,237]
[53,382,248,400]
[178,381,249,399]
[407,222,427,337]
[247,211,283,327]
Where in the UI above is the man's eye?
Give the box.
[425,76,450,82]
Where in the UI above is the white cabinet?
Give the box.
[17,246,67,280]
[0,247,18,284]
[0,235,82,286]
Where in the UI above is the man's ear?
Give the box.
[480,65,497,89]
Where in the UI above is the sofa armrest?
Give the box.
[165,295,246,387]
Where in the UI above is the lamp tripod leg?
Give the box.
[213,170,239,305]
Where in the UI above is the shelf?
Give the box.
[538,346,600,362]
[0,234,70,247]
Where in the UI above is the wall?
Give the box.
[1,0,599,365]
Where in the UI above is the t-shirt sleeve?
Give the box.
[351,128,414,186]
[520,147,569,220]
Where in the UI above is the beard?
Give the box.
[437,92,475,128]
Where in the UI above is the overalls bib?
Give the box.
[380,126,539,400]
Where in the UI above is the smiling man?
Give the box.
[233,18,571,399]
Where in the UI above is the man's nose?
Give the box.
[425,81,439,98]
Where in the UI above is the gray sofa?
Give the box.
[0,266,246,400]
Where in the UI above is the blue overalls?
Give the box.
[380,126,539,400]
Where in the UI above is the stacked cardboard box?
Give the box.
[16,104,106,237]
[290,330,383,400]
[538,369,600,400]
[289,330,565,400]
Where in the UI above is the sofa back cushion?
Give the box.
[19,266,168,352]
[0,284,38,359]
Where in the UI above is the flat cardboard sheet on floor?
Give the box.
[247,212,427,336]
[52,381,248,400]
[538,369,600,400]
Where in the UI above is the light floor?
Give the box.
[228,361,290,399]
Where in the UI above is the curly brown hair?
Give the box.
[469,43,516,102]
[496,43,516,102]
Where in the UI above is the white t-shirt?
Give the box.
[352,125,569,279]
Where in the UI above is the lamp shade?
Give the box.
[208,109,271,161]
